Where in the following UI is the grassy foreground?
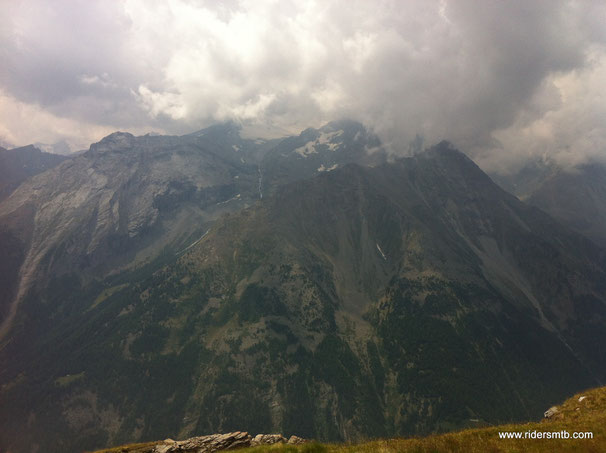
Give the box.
[95,386,606,453]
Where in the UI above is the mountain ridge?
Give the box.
[526,163,606,248]
[490,159,606,248]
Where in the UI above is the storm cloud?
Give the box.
[1,0,605,171]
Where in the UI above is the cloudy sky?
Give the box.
[1,0,605,172]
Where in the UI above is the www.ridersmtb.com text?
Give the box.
[499,430,593,439]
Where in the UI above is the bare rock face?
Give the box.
[0,128,262,340]
[151,432,305,453]
[287,435,307,444]
[153,431,250,453]
[544,406,559,419]
[250,433,287,446]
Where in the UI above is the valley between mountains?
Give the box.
[1,122,606,453]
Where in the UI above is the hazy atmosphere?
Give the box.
[1,0,606,172]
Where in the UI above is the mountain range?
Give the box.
[525,164,606,248]
[490,159,606,248]
[1,123,605,453]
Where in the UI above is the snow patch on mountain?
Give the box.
[376,243,387,261]
[318,130,343,151]
[294,130,343,157]
[294,141,318,158]
[317,164,338,172]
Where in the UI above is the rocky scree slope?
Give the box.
[0,121,381,341]
[0,121,386,452]
[0,126,267,339]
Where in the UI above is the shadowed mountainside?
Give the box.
[525,163,606,248]
[0,144,67,201]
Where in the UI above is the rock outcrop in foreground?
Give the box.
[103,432,307,453]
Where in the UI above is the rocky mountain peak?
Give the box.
[11,144,42,153]
[416,140,499,192]
[190,121,242,138]
[89,131,136,153]
[423,140,465,159]
[320,118,365,133]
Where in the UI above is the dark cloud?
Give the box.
[1,0,605,171]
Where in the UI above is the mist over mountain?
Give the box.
[33,140,78,156]
[491,160,606,248]
[1,124,606,452]
[525,163,606,248]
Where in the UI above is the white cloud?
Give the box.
[481,46,606,173]
[1,0,605,168]
[0,90,159,150]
